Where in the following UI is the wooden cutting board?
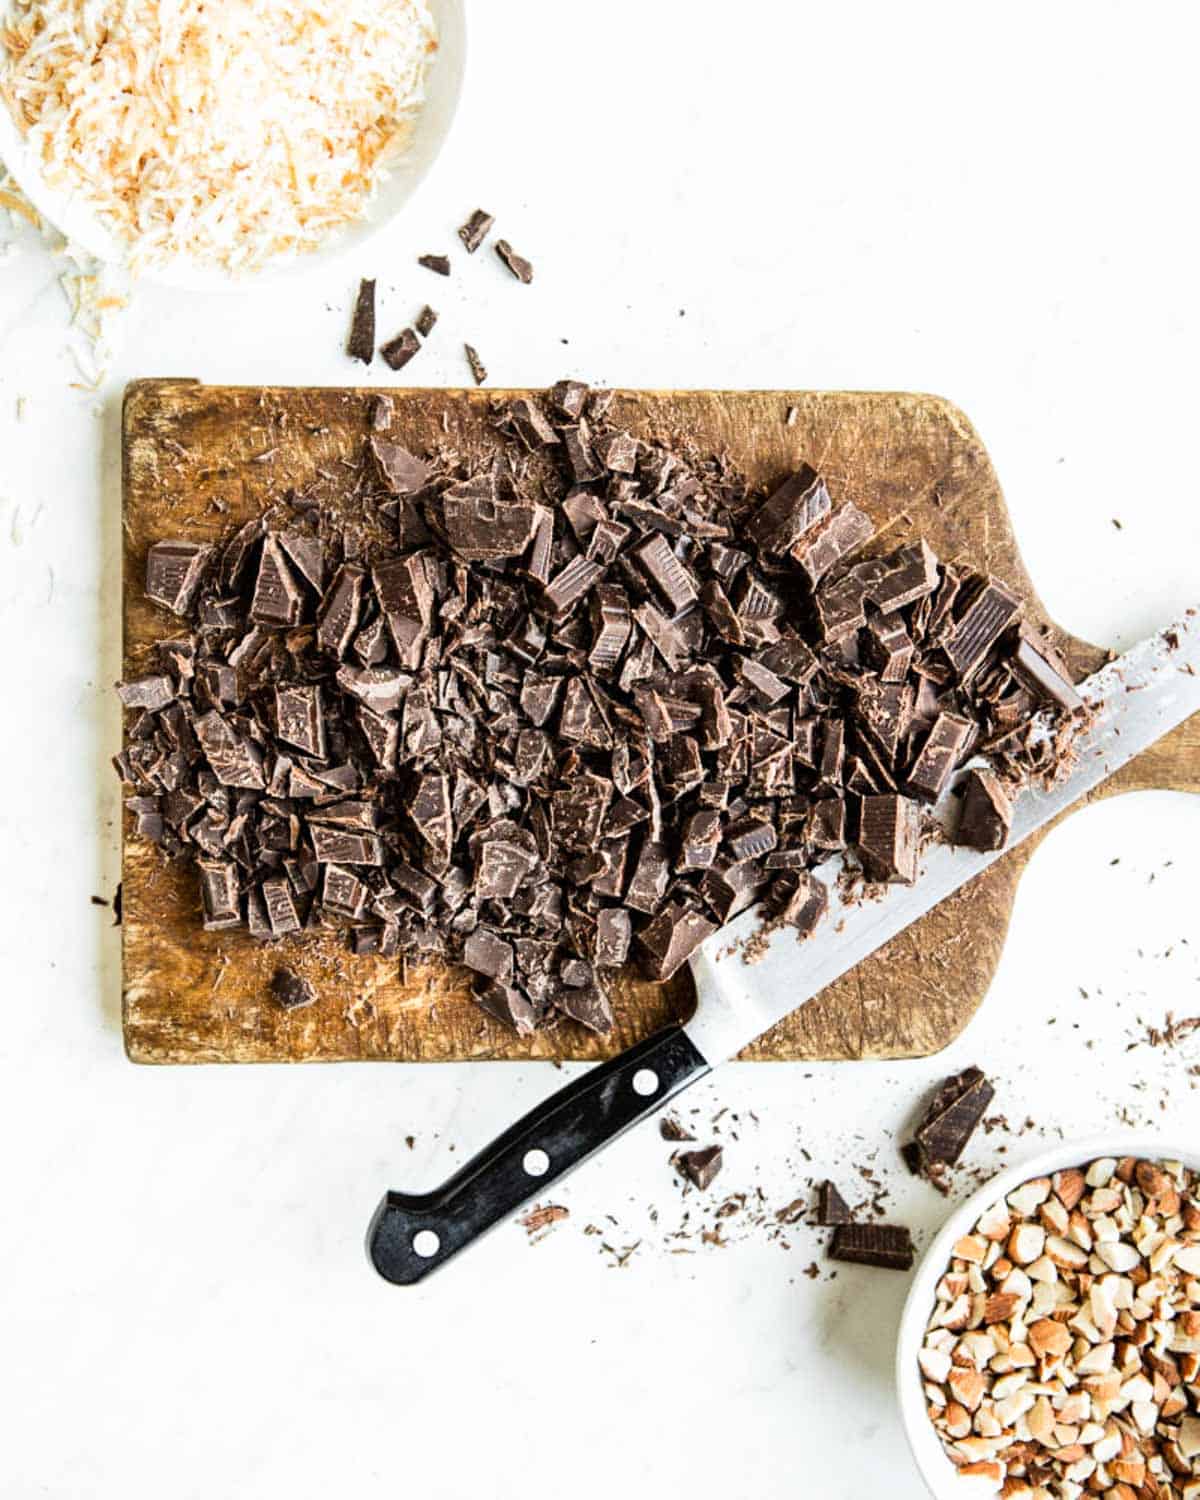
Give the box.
[121,380,1199,1065]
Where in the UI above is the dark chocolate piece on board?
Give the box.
[464,343,487,385]
[912,1066,995,1168]
[595,907,632,967]
[638,901,716,980]
[954,769,1013,852]
[817,1180,852,1226]
[474,981,536,1036]
[943,579,1021,677]
[117,675,175,711]
[556,980,613,1034]
[347,278,376,364]
[371,439,430,496]
[145,540,213,616]
[418,253,451,275]
[380,328,421,371]
[792,502,875,587]
[857,793,920,883]
[675,1145,723,1191]
[316,565,364,657]
[194,710,265,789]
[278,531,324,593]
[747,465,831,554]
[778,871,828,938]
[414,305,438,339]
[197,859,240,930]
[829,1223,914,1271]
[494,239,533,283]
[636,533,699,612]
[251,535,304,627]
[271,967,317,1010]
[457,208,494,253]
[1011,637,1083,711]
[867,540,939,613]
[907,712,972,801]
[275,684,325,758]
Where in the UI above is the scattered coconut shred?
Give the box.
[0,0,438,274]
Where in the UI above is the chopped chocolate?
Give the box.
[954,769,1013,852]
[347,278,376,364]
[380,328,421,372]
[675,1145,723,1191]
[121,384,1079,1039]
[271,966,316,1010]
[494,239,533,283]
[370,439,430,496]
[792,502,875,587]
[463,343,487,385]
[857,793,920,883]
[911,1065,994,1170]
[638,900,716,980]
[457,209,494,254]
[1011,635,1084,712]
[145,539,213,616]
[907,712,971,801]
[659,1116,695,1143]
[943,578,1021,678]
[829,1223,914,1270]
[817,1180,852,1226]
[595,908,632,967]
[414,305,438,339]
[418,253,451,275]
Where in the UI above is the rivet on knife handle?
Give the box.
[367,1025,710,1285]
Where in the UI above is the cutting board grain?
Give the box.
[121,381,1199,1065]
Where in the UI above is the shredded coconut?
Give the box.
[0,0,438,273]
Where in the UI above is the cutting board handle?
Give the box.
[367,1026,710,1284]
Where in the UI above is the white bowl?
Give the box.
[896,1132,1200,1499]
[0,0,467,290]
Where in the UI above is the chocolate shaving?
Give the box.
[457,209,494,254]
[495,239,533,284]
[418,253,450,275]
[346,278,376,365]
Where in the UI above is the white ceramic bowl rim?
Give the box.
[896,1132,1200,1500]
[0,0,466,291]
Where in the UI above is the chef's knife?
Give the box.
[368,612,1200,1284]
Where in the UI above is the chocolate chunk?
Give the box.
[588,584,632,673]
[347,278,376,364]
[638,900,716,980]
[414,305,438,339]
[543,555,603,617]
[659,1116,695,1143]
[271,966,316,1009]
[313,564,361,654]
[556,980,613,1034]
[635,533,699,613]
[457,209,494,254]
[725,817,776,862]
[463,343,487,385]
[912,1065,994,1169]
[309,825,384,865]
[907,712,972,801]
[737,656,789,704]
[561,421,602,483]
[476,837,537,901]
[262,875,301,936]
[817,1180,852,1226]
[494,239,533,283]
[117,675,175,712]
[747,465,831,553]
[678,809,722,871]
[593,430,638,474]
[864,615,914,682]
[943,579,1021,678]
[145,539,213,616]
[829,1223,914,1270]
[778,871,827,938]
[867,540,939,613]
[595,908,632,967]
[370,439,430,496]
[463,927,514,986]
[792,502,875,587]
[278,532,324,593]
[550,379,589,419]
[197,858,240,929]
[1011,636,1083,712]
[194,711,265,789]
[474,981,536,1036]
[675,1145,723,1191]
[700,861,765,922]
[626,839,670,915]
[275,684,326,758]
[955,768,1013,852]
[857,793,920,883]
[380,328,421,371]
[508,397,558,449]
[418,253,451,275]
[442,483,536,562]
[251,535,305,627]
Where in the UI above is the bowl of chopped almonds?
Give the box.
[897,1136,1200,1499]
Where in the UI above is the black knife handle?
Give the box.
[367,1025,710,1285]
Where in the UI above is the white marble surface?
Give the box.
[1,4,1198,1496]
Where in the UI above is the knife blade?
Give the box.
[368,612,1199,1284]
